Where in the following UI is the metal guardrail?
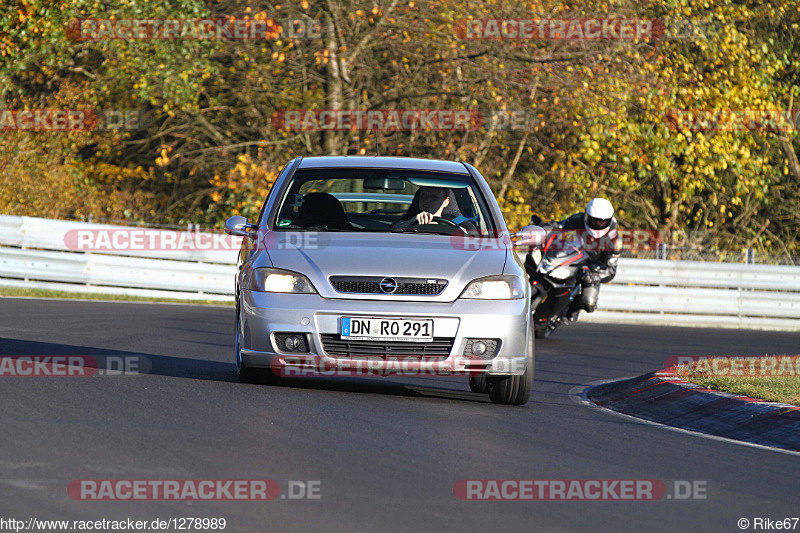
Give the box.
[0,215,798,330]
[0,215,237,264]
[583,259,800,330]
[0,247,235,295]
[612,259,800,291]
[0,215,236,301]
[523,254,800,331]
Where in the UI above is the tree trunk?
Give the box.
[779,135,800,182]
[323,15,343,155]
[499,131,530,199]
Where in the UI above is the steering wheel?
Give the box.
[428,216,468,235]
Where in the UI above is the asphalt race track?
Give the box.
[1,297,798,532]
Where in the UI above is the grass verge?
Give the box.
[0,286,234,306]
[673,356,800,406]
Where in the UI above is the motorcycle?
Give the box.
[524,228,593,339]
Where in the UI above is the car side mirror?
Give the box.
[224,215,256,237]
[512,225,546,248]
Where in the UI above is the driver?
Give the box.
[392,186,475,231]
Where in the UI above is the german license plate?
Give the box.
[341,317,433,342]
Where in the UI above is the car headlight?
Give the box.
[460,275,525,300]
[548,266,571,280]
[245,268,317,294]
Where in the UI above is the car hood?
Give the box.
[262,232,509,301]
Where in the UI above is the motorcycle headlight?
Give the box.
[549,266,571,280]
[245,268,317,294]
[460,275,525,300]
[531,249,542,265]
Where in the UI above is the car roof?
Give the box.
[297,156,469,174]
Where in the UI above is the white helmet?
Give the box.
[584,198,614,238]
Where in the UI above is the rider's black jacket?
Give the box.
[542,213,621,283]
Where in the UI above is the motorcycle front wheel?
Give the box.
[534,324,554,339]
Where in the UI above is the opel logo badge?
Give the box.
[379,277,398,293]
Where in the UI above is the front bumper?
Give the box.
[239,290,530,376]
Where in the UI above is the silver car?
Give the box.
[225,156,542,405]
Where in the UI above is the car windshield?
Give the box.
[271,168,495,234]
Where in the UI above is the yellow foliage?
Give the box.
[497,188,534,231]
[208,153,279,219]
[0,134,157,221]
[155,145,172,167]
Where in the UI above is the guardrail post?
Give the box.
[190,223,204,298]
[656,242,668,261]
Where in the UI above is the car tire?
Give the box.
[469,374,489,394]
[235,300,278,385]
[488,327,534,406]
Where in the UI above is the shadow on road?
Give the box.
[0,337,232,382]
[0,337,492,404]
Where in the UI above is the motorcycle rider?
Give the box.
[533,197,621,320]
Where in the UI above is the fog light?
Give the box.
[274,332,309,353]
[285,335,303,351]
[472,341,487,356]
[464,338,500,359]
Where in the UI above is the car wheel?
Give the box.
[488,327,534,406]
[234,300,276,384]
[468,374,489,393]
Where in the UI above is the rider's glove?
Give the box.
[582,269,601,286]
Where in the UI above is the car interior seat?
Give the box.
[295,192,354,230]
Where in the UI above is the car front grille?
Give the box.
[330,276,447,296]
[319,334,454,358]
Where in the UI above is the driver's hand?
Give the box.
[415,211,434,225]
